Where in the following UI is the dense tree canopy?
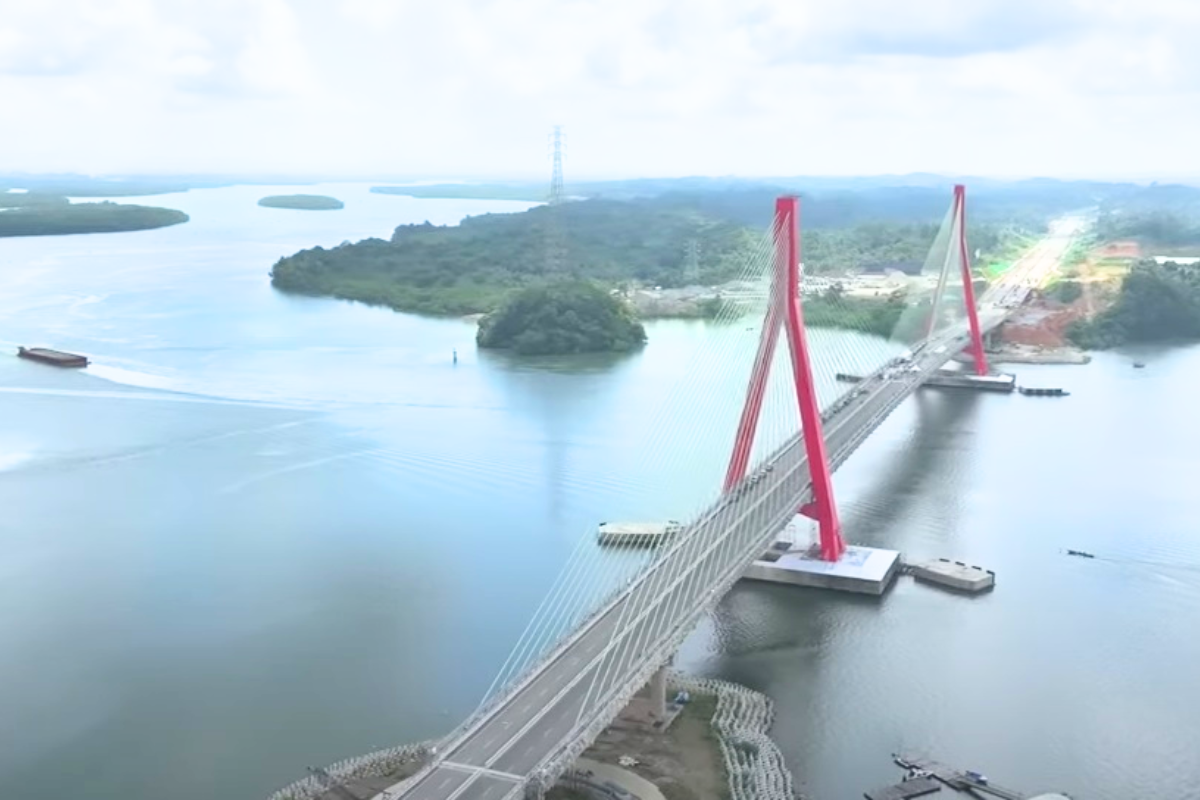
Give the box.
[1094,209,1200,250]
[0,201,189,237]
[270,194,1028,317]
[1069,261,1200,348]
[476,280,647,355]
[802,289,909,338]
[271,199,761,315]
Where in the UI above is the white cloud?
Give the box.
[0,0,1197,180]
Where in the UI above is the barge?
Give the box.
[16,347,89,368]
[1017,386,1069,397]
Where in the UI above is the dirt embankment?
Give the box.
[1000,294,1092,348]
[554,695,728,800]
[999,243,1129,348]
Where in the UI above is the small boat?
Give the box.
[16,346,89,368]
[1066,549,1095,559]
[1133,361,1146,368]
[1018,386,1069,397]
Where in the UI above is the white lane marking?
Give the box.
[439,762,524,781]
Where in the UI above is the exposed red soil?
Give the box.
[1000,300,1078,347]
[1093,240,1140,259]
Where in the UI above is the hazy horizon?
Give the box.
[4,170,1199,190]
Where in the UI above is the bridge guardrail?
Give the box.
[265,740,436,800]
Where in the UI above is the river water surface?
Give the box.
[1,184,1198,800]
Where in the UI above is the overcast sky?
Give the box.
[1,0,1196,181]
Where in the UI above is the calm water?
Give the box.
[1,185,1198,800]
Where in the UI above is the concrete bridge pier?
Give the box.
[647,664,668,722]
[984,328,999,351]
[619,660,676,729]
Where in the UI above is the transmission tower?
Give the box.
[544,125,568,274]
[548,125,565,207]
[684,239,701,284]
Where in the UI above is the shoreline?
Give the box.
[984,344,1092,365]
[264,672,798,800]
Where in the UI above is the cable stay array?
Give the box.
[469,192,976,738]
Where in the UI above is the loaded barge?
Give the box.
[16,347,89,368]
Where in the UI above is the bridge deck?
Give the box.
[381,308,1013,800]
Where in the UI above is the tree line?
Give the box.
[270,195,1029,317]
[0,201,189,237]
[1070,260,1200,348]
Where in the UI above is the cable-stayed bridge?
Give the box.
[367,188,1072,800]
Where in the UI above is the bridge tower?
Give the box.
[954,184,990,376]
[927,185,989,375]
[724,196,845,562]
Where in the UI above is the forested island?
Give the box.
[258,194,344,210]
[476,280,646,355]
[0,197,189,237]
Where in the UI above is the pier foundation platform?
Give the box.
[745,542,900,596]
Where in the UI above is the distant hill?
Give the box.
[369,176,1193,233]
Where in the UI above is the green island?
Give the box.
[0,198,189,237]
[476,280,646,355]
[258,194,345,210]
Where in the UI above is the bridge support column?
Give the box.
[955,184,990,376]
[647,665,668,722]
[618,661,678,730]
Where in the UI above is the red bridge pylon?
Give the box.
[928,185,990,374]
[723,197,845,562]
[955,184,989,376]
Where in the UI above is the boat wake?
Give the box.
[85,363,185,393]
